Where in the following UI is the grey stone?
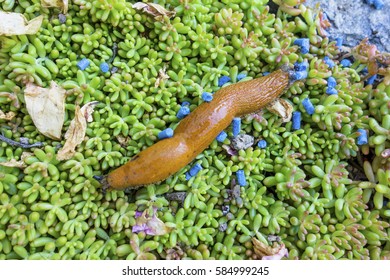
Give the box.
[304,0,390,52]
[231,134,255,150]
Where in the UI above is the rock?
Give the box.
[304,0,390,52]
[231,134,255,150]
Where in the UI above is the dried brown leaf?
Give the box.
[24,81,66,140]
[0,12,43,35]
[56,101,98,161]
[0,152,32,168]
[41,0,69,13]
[266,98,293,122]
[0,110,16,121]
[132,2,176,19]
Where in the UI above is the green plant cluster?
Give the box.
[0,0,389,260]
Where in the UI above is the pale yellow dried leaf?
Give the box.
[41,0,68,14]
[56,101,98,161]
[0,110,16,120]
[0,12,43,35]
[133,2,176,19]
[266,98,293,122]
[154,66,169,87]
[0,152,32,168]
[24,81,66,140]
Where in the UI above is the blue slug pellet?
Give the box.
[186,163,202,180]
[158,128,174,140]
[292,112,301,130]
[177,106,190,119]
[201,92,213,102]
[291,70,308,81]
[236,170,247,186]
[294,61,309,72]
[302,98,315,115]
[263,72,270,76]
[367,75,377,85]
[326,76,338,95]
[340,59,352,67]
[357,129,368,145]
[257,140,267,149]
[326,87,338,95]
[218,76,231,87]
[335,37,343,48]
[328,76,337,88]
[232,117,241,137]
[237,73,247,81]
[293,38,310,54]
[77,58,90,70]
[324,56,335,68]
[216,131,227,142]
[100,62,109,73]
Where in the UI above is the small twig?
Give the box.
[0,134,44,149]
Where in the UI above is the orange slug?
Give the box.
[95,65,294,191]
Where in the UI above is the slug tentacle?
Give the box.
[101,67,295,190]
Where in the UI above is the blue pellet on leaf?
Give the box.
[218,76,231,87]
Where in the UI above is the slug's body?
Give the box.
[99,67,292,190]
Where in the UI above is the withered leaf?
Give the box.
[41,0,69,14]
[0,110,16,121]
[266,98,293,122]
[154,66,169,87]
[24,81,66,140]
[0,12,43,35]
[133,208,171,236]
[0,152,32,168]
[133,2,176,19]
[56,101,98,161]
[116,135,131,147]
